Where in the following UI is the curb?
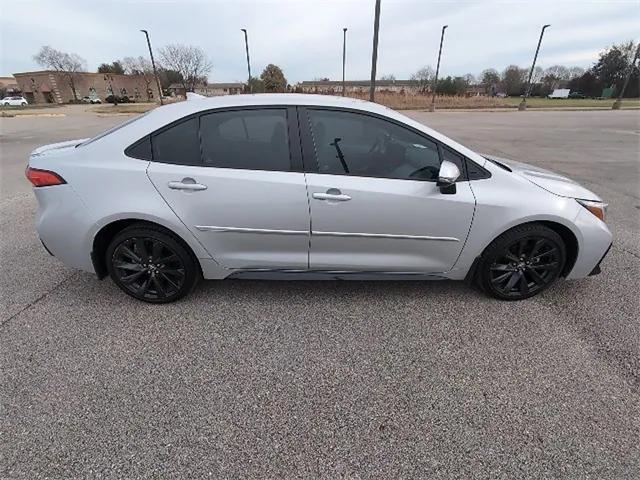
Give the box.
[3,113,67,118]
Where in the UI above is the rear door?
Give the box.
[146,106,310,270]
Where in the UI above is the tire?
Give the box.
[21,102,27,106]
[477,224,566,301]
[3,103,8,106]
[106,224,200,303]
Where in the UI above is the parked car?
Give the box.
[81,95,102,104]
[105,95,131,104]
[25,94,612,303]
[548,89,571,99]
[2,96,28,106]
[568,91,586,99]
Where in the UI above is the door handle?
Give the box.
[168,178,208,191]
[313,189,351,202]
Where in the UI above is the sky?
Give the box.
[1,0,638,83]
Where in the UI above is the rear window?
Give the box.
[79,112,150,147]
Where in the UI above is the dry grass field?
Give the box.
[344,91,510,109]
[343,91,640,110]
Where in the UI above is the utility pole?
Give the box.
[241,29,252,93]
[612,43,640,110]
[342,28,347,97]
[140,29,163,105]
[430,25,448,112]
[369,0,381,102]
[519,24,550,111]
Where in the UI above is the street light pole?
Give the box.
[430,25,448,112]
[369,0,381,102]
[140,30,163,106]
[342,28,347,97]
[519,24,550,111]
[612,43,640,110]
[241,29,252,93]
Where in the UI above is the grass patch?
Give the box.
[505,97,640,108]
[91,103,157,114]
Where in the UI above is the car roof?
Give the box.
[147,93,394,122]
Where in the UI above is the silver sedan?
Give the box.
[26,94,612,303]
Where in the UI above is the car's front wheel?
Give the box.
[21,102,27,106]
[106,224,200,303]
[477,224,566,300]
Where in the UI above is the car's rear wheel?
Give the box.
[106,225,199,303]
[477,224,566,300]
[21,102,27,106]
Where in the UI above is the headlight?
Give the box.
[577,199,608,223]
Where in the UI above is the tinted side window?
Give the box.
[307,109,442,181]
[200,109,290,171]
[125,135,152,160]
[152,117,200,165]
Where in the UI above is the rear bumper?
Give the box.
[589,242,612,276]
[34,185,95,274]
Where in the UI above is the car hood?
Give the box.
[484,154,602,201]
[30,139,89,157]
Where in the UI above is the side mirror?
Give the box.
[437,160,460,194]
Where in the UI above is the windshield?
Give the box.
[78,112,150,147]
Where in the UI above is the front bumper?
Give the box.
[589,242,612,276]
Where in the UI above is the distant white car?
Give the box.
[548,89,570,99]
[81,95,102,104]
[2,96,28,106]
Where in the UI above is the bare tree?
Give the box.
[568,66,585,79]
[380,74,396,81]
[410,66,434,93]
[33,46,86,100]
[122,56,155,101]
[544,65,570,80]
[463,73,476,85]
[158,44,212,92]
[531,66,544,83]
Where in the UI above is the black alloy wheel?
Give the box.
[106,225,199,303]
[478,224,566,300]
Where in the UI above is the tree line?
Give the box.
[406,41,638,98]
[30,40,637,101]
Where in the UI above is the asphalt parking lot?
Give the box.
[1,108,639,478]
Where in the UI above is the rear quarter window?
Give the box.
[151,117,201,166]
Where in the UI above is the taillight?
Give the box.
[25,167,67,187]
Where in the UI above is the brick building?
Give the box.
[168,82,245,97]
[12,71,160,104]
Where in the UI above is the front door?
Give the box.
[147,107,310,270]
[302,108,476,273]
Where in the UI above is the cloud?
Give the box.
[1,0,636,81]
